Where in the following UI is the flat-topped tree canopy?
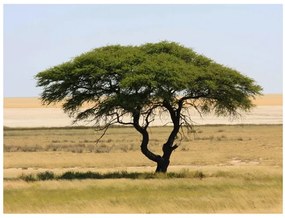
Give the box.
[36,41,262,172]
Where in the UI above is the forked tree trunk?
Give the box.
[155,142,178,173]
[133,113,163,171]
[133,105,181,173]
[134,122,176,173]
[155,156,170,173]
[155,105,181,173]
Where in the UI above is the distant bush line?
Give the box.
[12,169,280,182]
[18,170,206,182]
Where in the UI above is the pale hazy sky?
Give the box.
[3,4,283,97]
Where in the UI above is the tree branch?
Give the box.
[132,110,161,163]
[112,111,134,125]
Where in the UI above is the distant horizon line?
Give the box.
[3,93,283,98]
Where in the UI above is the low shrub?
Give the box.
[37,171,55,180]
[19,174,36,182]
[59,171,102,180]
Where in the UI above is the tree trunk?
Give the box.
[133,111,162,168]
[136,126,177,173]
[136,128,179,173]
[132,107,180,173]
[155,157,170,173]
[155,142,178,173]
[155,100,182,173]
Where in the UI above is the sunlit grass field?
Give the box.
[3,125,283,213]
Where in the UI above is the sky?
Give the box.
[3,4,283,97]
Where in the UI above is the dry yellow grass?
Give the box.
[3,125,283,213]
[4,169,282,213]
[4,125,282,171]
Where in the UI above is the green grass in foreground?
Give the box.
[4,170,282,213]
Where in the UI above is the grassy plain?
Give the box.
[3,125,283,213]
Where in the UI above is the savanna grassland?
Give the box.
[3,125,283,213]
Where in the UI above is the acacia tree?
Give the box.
[36,41,262,173]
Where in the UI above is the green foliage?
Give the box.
[36,41,262,125]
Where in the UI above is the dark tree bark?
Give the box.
[132,110,162,166]
[155,143,178,173]
[155,123,179,173]
[154,100,183,173]
[132,101,183,173]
